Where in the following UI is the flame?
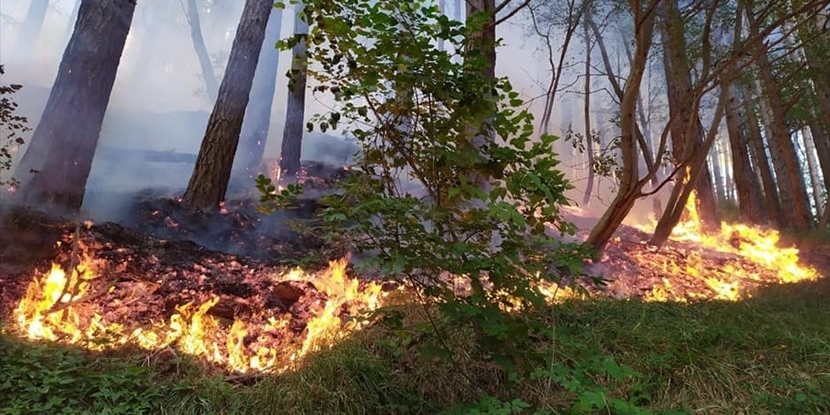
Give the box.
[11,257,389,374]
[639,192,819,302]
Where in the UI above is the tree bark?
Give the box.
[14,0,135,213]
[748,8,812,229]
[724,82,766,223]
[183,0,274,210]
[15,0,50,59]
[802,127,824,213]
[278,3,309,179]
[186,0,220,102]
[742,94,783,226]
[652,0,720,243]
[586,0,658,260]
[233,5,283,186]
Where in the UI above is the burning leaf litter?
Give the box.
[1,194,824,375]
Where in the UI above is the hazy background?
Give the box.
[0,0,656,225]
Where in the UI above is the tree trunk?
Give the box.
[15,0,50,59]
[802,127,824,213]
[808,121,830,196]
[278,3,310,179]
[186,0,220,102]
[586,1,657,260]
[724,82,766,223]
[743,95,783,226]
[14,0,135,212]
[652,0,719,243]
[749,10,812,229]
[593,15,661,217]
[232,5,283,187]
[182,0,274,210]
[466,0,496,81]
[581,12,594,207]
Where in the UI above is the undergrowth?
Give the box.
[3,278,828,415]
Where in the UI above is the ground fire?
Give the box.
[1,192,824,375]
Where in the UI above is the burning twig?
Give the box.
[50,223,83,320]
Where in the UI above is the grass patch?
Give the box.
[2,279,829,415]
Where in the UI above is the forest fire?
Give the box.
[634,193,819,302]
[11,251,388,374]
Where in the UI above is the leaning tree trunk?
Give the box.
[586,1,657,260]
[15,0,50,59]
[186,0,220,102]
[278,3,310,179]
[232,5,283,187]
[14,0,135,213]
[182,0,274,210]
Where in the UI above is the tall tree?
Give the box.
[233,5,284,186]
[182,0,275,209]
[14,0,136,212]
[185,0,220,102]
[585,0,659,259]
[745,2,812,229]
[650,0,722,245]
[278,2,310,179]
[15,0,50,59]
[723,81,766,223]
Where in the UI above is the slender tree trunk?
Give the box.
[15,0,50,59]
[652,0,719,242]
[581,12,594,207]
[278,3,309,179]
[593,15,661,217]
[586,1,658,260]
[14,0,136,212]
[186,0,220,102]
[748,9,812,229]
[183,0,274,209]
[466,0,496,81]
[743,94,783,226]
[808,121,830,195]
[724,82,766,223]
[802,127,824,213]
[232,5,283,187]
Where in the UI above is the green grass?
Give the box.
[2,278,829,415]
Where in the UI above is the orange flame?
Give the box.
[11,257,389,374]
[639,192,819,302]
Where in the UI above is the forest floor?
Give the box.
[0,187,829,414]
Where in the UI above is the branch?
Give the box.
[494,0,532,26]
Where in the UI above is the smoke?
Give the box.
[0,0,641,249]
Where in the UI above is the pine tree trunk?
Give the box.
[278,3,309,179]
[724,83,766,223]
[186,0,220,102]
[808,121,830,195]
[802,127,824,213]
[233,5,283,187]
[14,0,135,213]
[15,0,50,59]
[755,73,812,229]
[183,0,274,210]
[743,95,783,226]
[749,11,812,229]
